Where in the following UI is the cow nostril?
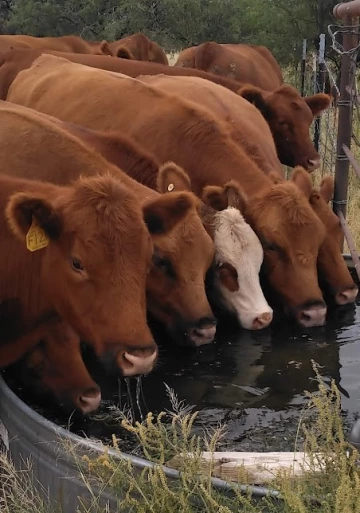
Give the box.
[307,158,320,170]
[252,311,273,330]
[336,287,359,305]
[78,387,101,414]
[120,345,158,377]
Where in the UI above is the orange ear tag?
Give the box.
[26,220,49,252]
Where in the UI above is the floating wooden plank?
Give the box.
[167,451,325,485]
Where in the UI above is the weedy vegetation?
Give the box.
[2,362,360,512]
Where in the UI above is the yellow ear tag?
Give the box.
[167,183,175,192]
[26,220,49,252]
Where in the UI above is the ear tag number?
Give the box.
[26,220,49,252]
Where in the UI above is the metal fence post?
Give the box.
[333,13,359,248]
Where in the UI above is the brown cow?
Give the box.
[0,34,113,56]
[0,48,331,171]
[0,101,217,346]
[108,33,169,64]
[17,320,102,413]
[0,173,165,383]
[175,42,284,91]
[137,73,358,305]
[7,54,329,327]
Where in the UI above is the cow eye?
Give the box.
[152,254,175,278]
[71,258,84,272]
[263,241,276,252]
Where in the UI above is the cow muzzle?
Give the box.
[188,317,217,347]
[117,344,158,377]
[295,302,327,327]
[305,157,321,172]
[335,285,358,306]
[74,386,102,414]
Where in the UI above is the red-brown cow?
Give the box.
[0,34,113,56]
[0,101,217,347]
[0,48,331,171]
[16,320,102,413]
[137,73,358,305]
[175,42,284,91]
[108,33,169,64]
[6,54,329,327]
[0,173,167,388]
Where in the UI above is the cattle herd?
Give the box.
[0,31,357,416]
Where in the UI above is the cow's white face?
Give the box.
[213,207,273,330]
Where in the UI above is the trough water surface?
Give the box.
[3,272,360,454]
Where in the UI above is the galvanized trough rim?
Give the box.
[0,373,280,500]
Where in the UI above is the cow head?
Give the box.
[6,174,194,374]
[159,163,273,330]
[23,320,101,414]
[238,84,331,171]
[249,168,327,327]
[309,174,358,305]
[146,163,217,347]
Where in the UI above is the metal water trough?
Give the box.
[0,372,279,512]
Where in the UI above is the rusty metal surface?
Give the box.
[334,1,360,19]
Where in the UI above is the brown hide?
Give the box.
[137,74,357,305]
[175,42,284,90]
[0,47,244,102]
[108,33,169,64]
[0,47,330,171]
[0,172,162,383]
[0,101,216,348]
[0,34,112,56]
[7,54,329,327]
[137,74,283,175]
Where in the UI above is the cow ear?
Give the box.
[116,46,134,59]
[156,161,192,193]
[143,191,198,234]
[99,40,113,56]
[305,93,331,117]
[319,175,334,203]
[203,180,247,213]
[6,192,62,241]
[237,85,270,116]
[290,166,313,199]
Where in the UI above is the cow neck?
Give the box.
[185,125,271,198]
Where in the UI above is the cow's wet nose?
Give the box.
[120,344,158,377]
[188,318,217,346]
[297,304,327,327]
[77,386,102,414]
[307,157,321,171]
[252,311,273,330]
[335,286,359,306]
